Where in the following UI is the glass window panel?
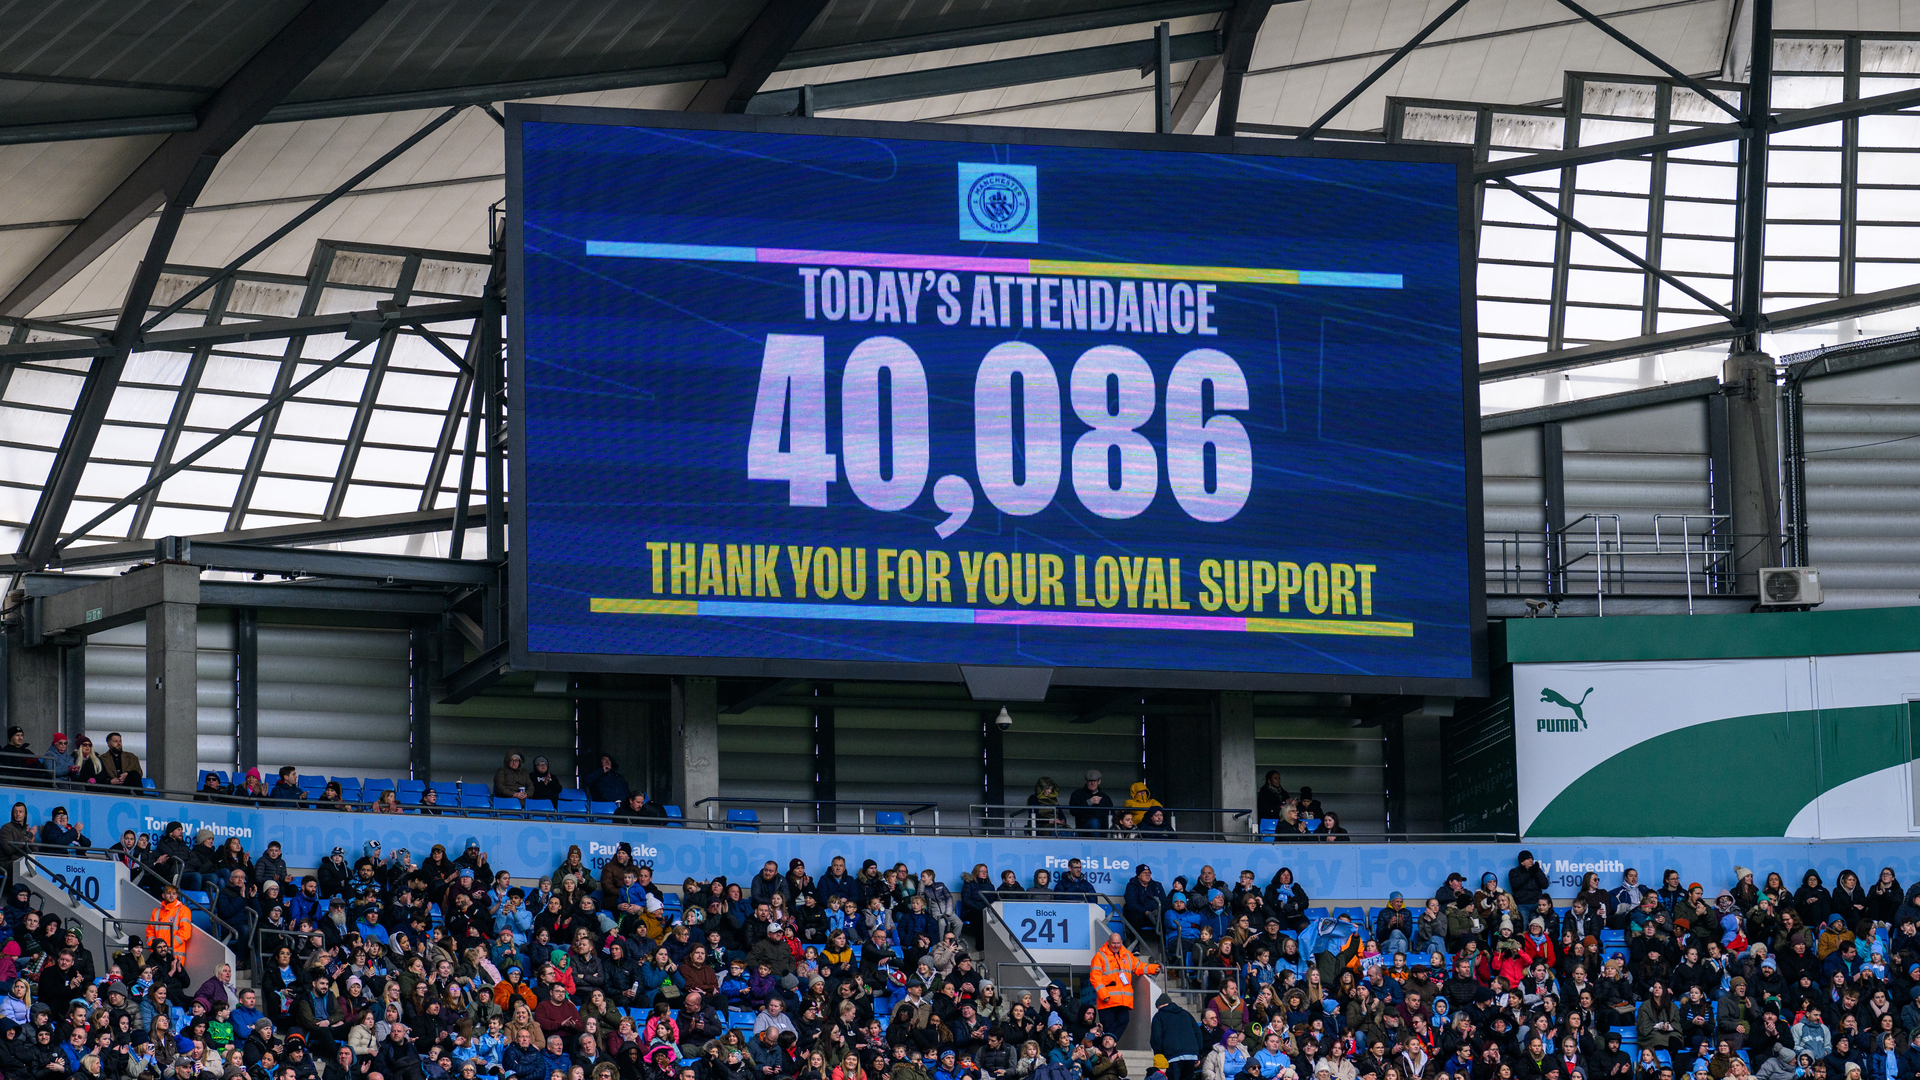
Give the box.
[1774,40,1846,72]
[1574,158,1650,190]
[316,287,384,315]
[386,334,462,373]
[1479,262,1554,297]
[1582,82,1658,118]
[95,424,163,463]
[1478,225,1557,263]
[1762,260,1838,294]
[375,371,454,411]
[1859,225,1920,254]
[1666,162,1735,199]
[1570,194,1648,231]
[340,484,423,518]
[73,461,147,499]
[1482,187,1558,228]
[1770,75,1844,110]
[352,447,431,485]
[1765,223,1839,257]
[238,513,314,530]
[198,355,282,395]
[1476,300,1549,338]
[364,409,442,446]
[184,392,268,430]
[169,432,255,471]
[1663,274,1733,307]
[289,364,367,403]
[1859,114,1920,145]
[1668,140,1739,165]
[1476,338,1545,363]
[142,506,233,537]
[1570,233,1647,264]
[4,368,85,410]
[1489,114,1565,150]
[1656,307,1729,330]
[262,438,341,477]
[1664,200,1736,236]
[1771,121,1840,148]
[0,406,71,446]
[226,279,304,318]
[1769,150,1840,184]
[415,260,489,297]
[327,251,406,289]
[59,500,133,538]
[1855,263,1920,292]
[1858,152,1920,186]
[299,333,350,359]
[1858,189,1920,221]
[0,448,53,488]
[0,484,40,523]
[104,386,176,425]
[271,400,357,439]
[122,352,191,385]
[156,468,241,507]
[1858,75,1920,92]
[1577,119,1654,146]
[1767,186,1840,220]
[1566,269,1646,306]
[1561,305,1641,341]
[245,475,333,514]
[1861,42,1920,74]
[1671,88,1742,122]
[0,526,18,550]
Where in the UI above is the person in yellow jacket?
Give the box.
[150,884,193,951]
[1090,931,1159,1039]
[1124,782,1162,810]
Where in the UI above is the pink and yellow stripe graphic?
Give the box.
[589,597,1413,637]
[582,241,1401,290]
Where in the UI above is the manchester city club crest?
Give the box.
[956,162,1038,242]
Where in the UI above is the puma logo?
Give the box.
[1539,687,1593,728]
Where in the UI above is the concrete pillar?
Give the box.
[1211,690,1256,835]
[1724,351,1783,585]
[670,676,719,818]
[146,602,199,791]
[4,628,60,752]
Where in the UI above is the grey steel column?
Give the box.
[146,602,199,791]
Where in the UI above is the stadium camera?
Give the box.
[995,707,1013,731]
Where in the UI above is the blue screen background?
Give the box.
[516,119,1475,680]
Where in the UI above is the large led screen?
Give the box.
[509,106,1482,690]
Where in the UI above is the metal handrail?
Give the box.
[693,796,940,832]
[972,803,1253,839]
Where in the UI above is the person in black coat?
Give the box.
[1150,996,1202,1080]
[1263,868,1309,931]
[1510,852,1550,910]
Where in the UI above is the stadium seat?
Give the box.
[430,781,459,797]
[492,796,523,813]
[726,808,760,831]
[663,805,685,827]
[460,795,492,813]
[561,788,587,801]
[559,795,588,813]
[589,801,618,815]
[1332,906,1366,924]
[875,811,907,834]
[1306,907,1330,920]
[141,779,156,789]
[460,781,491,798]
[397,788,421,806]
[396,779,426,794]
[365,779,396,793]
[1259,818,1278,839]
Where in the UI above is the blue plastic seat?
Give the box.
[397,788,421,806]
[396,779,426,793]
[1305,907,1330,920]
[726,808,759,831]
[560,788,587,801]
[460,781,490,798]
[460,795,492,813]
[875,811,907,834]
[429,781,458,796]
[1332,906,1366,924]
[492,796,523,813]
[142,778,156,789]
[663,805,685,827]
[559,797,589,815]
[589,801,617,815]
[1259,818,1278,839]
[364,779,396,793]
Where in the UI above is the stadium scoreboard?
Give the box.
[507,106,1484,693]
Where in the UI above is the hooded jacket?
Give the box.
[585,756,631,804]
[492,754,534,799]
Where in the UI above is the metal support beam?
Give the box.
[686,0,833,114]
[8,505,497,574]
[142,106,466,331]
[38,562,201,639]
[1167,1,1277,135]
[438,640,509,705]
[1154,23,1173,134]
[1547,0,1744,120]
[0,0,391,317]
[147,600,199,791]
[131,278,233,541]
[154,538,495,587]
[1492,175,1736,321]
[746,30,1222,115]
[1296,0,1473,140]
[236,608,258,772]
[56,335,380,550]
[1541,422,1567,594]
[326,257,420,519]
[1732,0,1773,350]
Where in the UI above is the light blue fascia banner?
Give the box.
[10,787,1920,895]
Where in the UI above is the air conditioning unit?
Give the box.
[1758,567,1823,607]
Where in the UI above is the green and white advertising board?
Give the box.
[1510,606,1920,838]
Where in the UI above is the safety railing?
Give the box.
[692,796,940,832]
[1486,514,1758,611]
[252,925,312,988]
[969,804,1253,840]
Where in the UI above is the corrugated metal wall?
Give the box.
[431,670,576,786]
[1003,712,1141,810]
[717,705,814,815]
[1482,427,1545,594]
[256,620,411,780]
[1253,708,1384,834]
[1802,358,1920,609]
[1561,399,1712,593]
[83,612,236,779]
[832,683,981,824]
